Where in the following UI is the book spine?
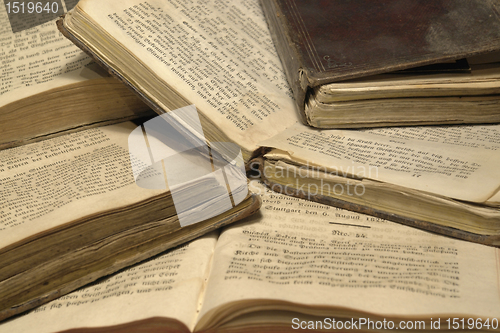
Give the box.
[260,0,310,124]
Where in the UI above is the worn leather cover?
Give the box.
[261,0,500,115]
[249,158,500,247]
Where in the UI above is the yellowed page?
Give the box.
[0,234,217,333]
[259,122,500,202]
[197,181,500,328]
[68,0,299,154]
[0,2,102,108]
[0,122,163,250]
[487,190,500,205]
[317,63,500,102]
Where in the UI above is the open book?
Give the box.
[260,0,500,128]
[0,120,260,321]
[1,182,499,332]
[58,0,500,245]
[0,2,152,150]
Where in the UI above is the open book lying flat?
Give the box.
[260,0,500,128]
[0,120,260,322]
[58,0,500,245]
[0,2,152,150]
[1,182,499,332]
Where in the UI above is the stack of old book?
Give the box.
[1,0,500,331]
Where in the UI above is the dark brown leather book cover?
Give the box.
[261,0,500,113]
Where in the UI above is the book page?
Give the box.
[259,122,500,202]
[197,181,500,329]
[74,0,299,154]
[317,63,500,102]
[487,190,500,205]
[0,2,102,107]
[0,234,218,333]
[0,122,163,250]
